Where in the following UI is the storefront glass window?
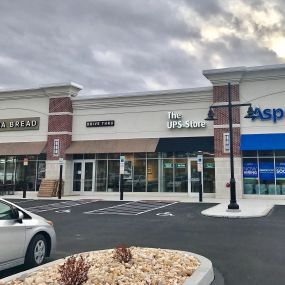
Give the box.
[174,159,187,192]
[97,153,107,159]
[36,161,46,191]
[133,159,146,192]
[242,151,285,195]
[134,153,146,159]
[73,162,82,192]
[107,160,119,192]
[203,159,215,193]
[123,160,133,192]
[0,157,5,184]
[15,159,25,191]
[242,151,257,157]
[243,158,259,194]
[108,153,120,159]
[84,154,95,159]
[275,158,285,195]
[5,157,15,184]
[84,162,93,192]
[147,152,158,158]
[73,154,84,160]
[259,157,275,195]
[162,159,174,192]
[96,160,107,191]
[258,150,274,157]
[71,151,215,194]
[147,159,158,192]
[26,161,37,191]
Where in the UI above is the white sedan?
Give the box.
[0,198,56,271]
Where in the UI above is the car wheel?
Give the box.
[25,234,47,267]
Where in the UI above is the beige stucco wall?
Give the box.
[0,97,49,143]
[72,101,214,141]
[240,78,285,134]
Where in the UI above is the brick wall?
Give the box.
[47,134,72,160]
[214,127,241,157]
[48,115,72,132]
[49,97,72,113]
[213,84,241,158]
[213,85,239,103]
[47,97,73,160]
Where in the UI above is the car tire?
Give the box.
[25,234,47,267]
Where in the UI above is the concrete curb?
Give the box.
[201,203,274,218]
[183,252,214,285]
[1,250,214,285]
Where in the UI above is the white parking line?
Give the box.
[25,200,100,213]
[84,200,178,215]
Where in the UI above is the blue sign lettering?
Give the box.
[243,162,258,178]
[259,162,275,180]
[252,108,284,123]
[276,162,285,179]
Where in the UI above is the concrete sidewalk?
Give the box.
[201,200,274,218]
[3,191,285,218]
[2,191,223,203]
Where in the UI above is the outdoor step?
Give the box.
[38,179,58,197]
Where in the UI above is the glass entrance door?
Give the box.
[188,159,203,194]
[73,161,95,193]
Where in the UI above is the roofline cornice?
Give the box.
[0,82,82,101]
[203,64,285,86]
[72,87,213,110]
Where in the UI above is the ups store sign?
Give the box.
[0,117,40,132]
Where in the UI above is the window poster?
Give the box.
[243,162,258,179]
[275,162,285,179]
[259,162,274,180]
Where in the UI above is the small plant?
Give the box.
[113,244,132,263]
[58,255,91,285]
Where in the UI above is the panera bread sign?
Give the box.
[0,117,40,132]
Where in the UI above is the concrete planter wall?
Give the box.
[1,250,214,285]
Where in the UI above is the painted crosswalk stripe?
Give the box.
[24,199,100,213]
[84,200,178,216]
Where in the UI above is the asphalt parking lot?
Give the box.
[1,199,285,285]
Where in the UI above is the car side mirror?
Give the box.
[11,207,24,223]
[17,211,24,223]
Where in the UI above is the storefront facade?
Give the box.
[1,63,285,199]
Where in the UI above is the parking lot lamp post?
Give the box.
[205,82,255,210]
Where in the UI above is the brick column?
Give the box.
[45,97,73,195]
[47,97,73,160]
[213,84,242,198]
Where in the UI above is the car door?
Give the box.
[0,200,26,264]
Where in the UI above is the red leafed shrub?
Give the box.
[113,244,133,263]
[58,255,91,285]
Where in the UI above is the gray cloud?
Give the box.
[0,0,284,95]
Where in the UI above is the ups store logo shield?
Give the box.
[0,117,40,132]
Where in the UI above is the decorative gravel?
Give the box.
[1,247,200,285]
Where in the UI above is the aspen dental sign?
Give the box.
[167,112,206,129]
[252,108,285,123]
[0,117,40,132]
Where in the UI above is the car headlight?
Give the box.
[46,220,54,226]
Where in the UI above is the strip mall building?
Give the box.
[1,63,285,199]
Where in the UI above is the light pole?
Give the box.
[205,82,256,210]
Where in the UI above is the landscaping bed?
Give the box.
[1,247,200,285]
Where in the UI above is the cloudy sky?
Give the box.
[0,0,285,95]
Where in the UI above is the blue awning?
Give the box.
[240,134,285,150]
